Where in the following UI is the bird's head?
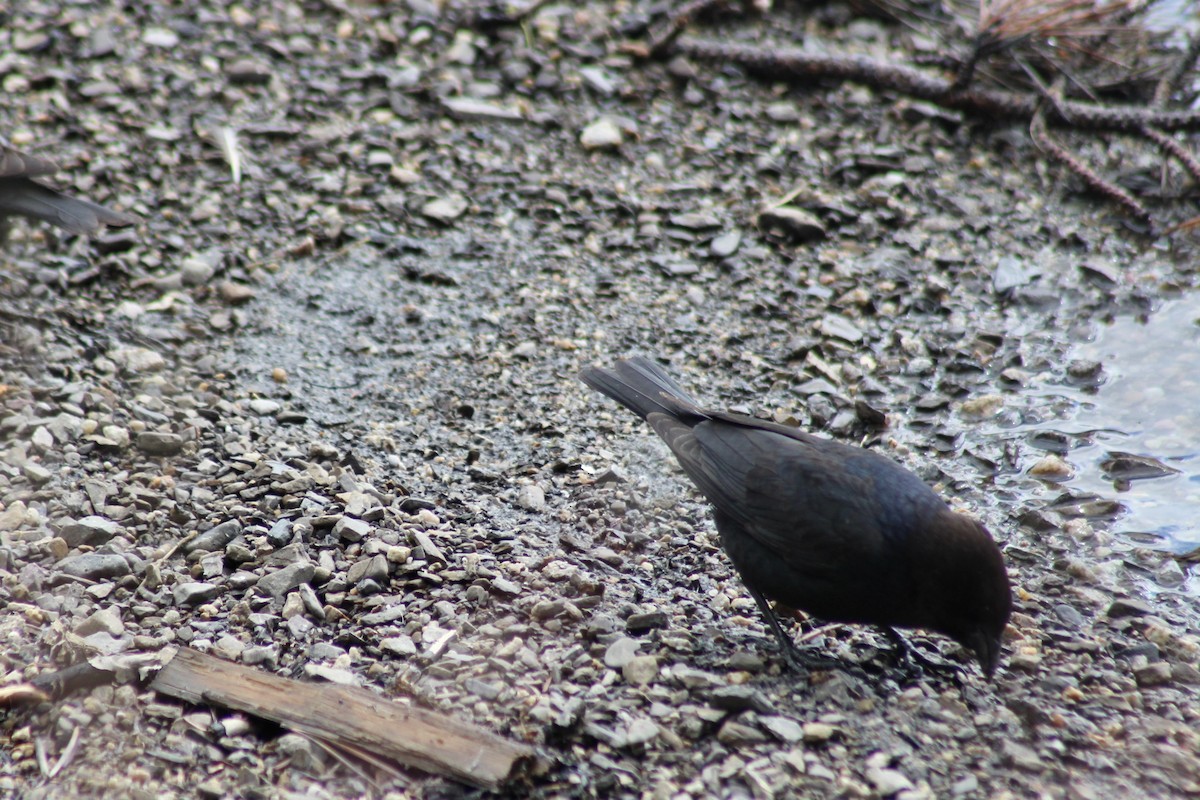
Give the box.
[918,512,1012,678]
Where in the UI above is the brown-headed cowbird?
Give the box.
[0,145,136,236]
[579,356,1012,678]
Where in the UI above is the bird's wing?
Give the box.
[652,416,902,565]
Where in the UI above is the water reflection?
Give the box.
[1025,295,1200,568]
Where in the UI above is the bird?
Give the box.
[0,144,136,237]
[579,356,1012,678]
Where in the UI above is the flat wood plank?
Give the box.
[149,647,532,790]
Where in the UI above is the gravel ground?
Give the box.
[3,2,1200,798]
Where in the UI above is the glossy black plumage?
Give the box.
[0,146,136,236]
[580,356,1012,677]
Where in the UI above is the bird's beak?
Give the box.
[969,631,1002,679]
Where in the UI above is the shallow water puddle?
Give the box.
[1030,294,1200,566]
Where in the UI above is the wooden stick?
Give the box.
[149,647,534,790]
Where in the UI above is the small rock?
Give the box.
[110,346,165,374]
[1133,662,1172,687]
[621,718,659,747]
[187,520,243,553]
[248,399,281,415]
[334,517,371,542]
[717,719,768,746]
[1029,454,1073,480]
[75,607,124,636]
[218,281,256,303]
[491,576,520,595]
[421,194,468,223]
[516,484,546,512]
[531,600,564,621]
[256,562,316,599]
[1106,598,1152,618]
[711,230,741,257]
[951,775,979,795]
[761,715,804,743]
[142,27,180,47]
[180,256,217,284]
[381,636,418,657]
[58,553,132,580]
[464,678,501,700]
[868,766,914,796]
[669,211,721,230]
[173,582,221,606]
[817,314,863,344]
[626,611,668,633]
[802,722,838,743]
[604,637,641,669]
[347,555,389,585]
[709,685,770,713]
[1100,451,1179,482]
[1053,604,1086,628]
[136,431,186,456]
[959,394,1004,418]
[58,516,121,548]
[622,655,659,685]
[275,733,327,772]
[215,635,246,660]
[1002,740,1044,770]
[580,117,623,150]
[757,206,825,242]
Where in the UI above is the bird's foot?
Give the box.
[883,627,966,682]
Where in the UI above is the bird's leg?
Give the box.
[745,587,844,672]
[746,585,803,670]
[882,627,965,680]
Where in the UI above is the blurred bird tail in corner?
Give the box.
[0,145,137,237]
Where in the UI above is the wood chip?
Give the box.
[149,647,534,789]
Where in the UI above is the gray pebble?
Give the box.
[1107,598,1153,617]
[717,719,768,746]
[757,206,826,242]
[580,117,623,150]
[1053,604,1086,628]
[625,611,667,633]
[464,678,502,700]
[604,636,641,669]
[710,230,741,258]
[58,516,121,548]
[136,431,185,456]
[491,576,520,595]
[710,685,771,713]
[1133,662,1172,687]
[187,520,242,553]
[248,399,281,415]
[622,655,659,685]
[74,606,125,636]
[256,561,316,599]
[241,646,278,667]
[381,636,417,656]
[516,484,546,512]
[620,718,659,747]
[334,516,371,542]
[173,582,221,606]
[58,553,132,580]
[1002,740,1044,770]
[421,194,468,223]
[760,715,804,743]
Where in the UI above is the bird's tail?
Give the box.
[0,179,137,235]
[578,356,700,420]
